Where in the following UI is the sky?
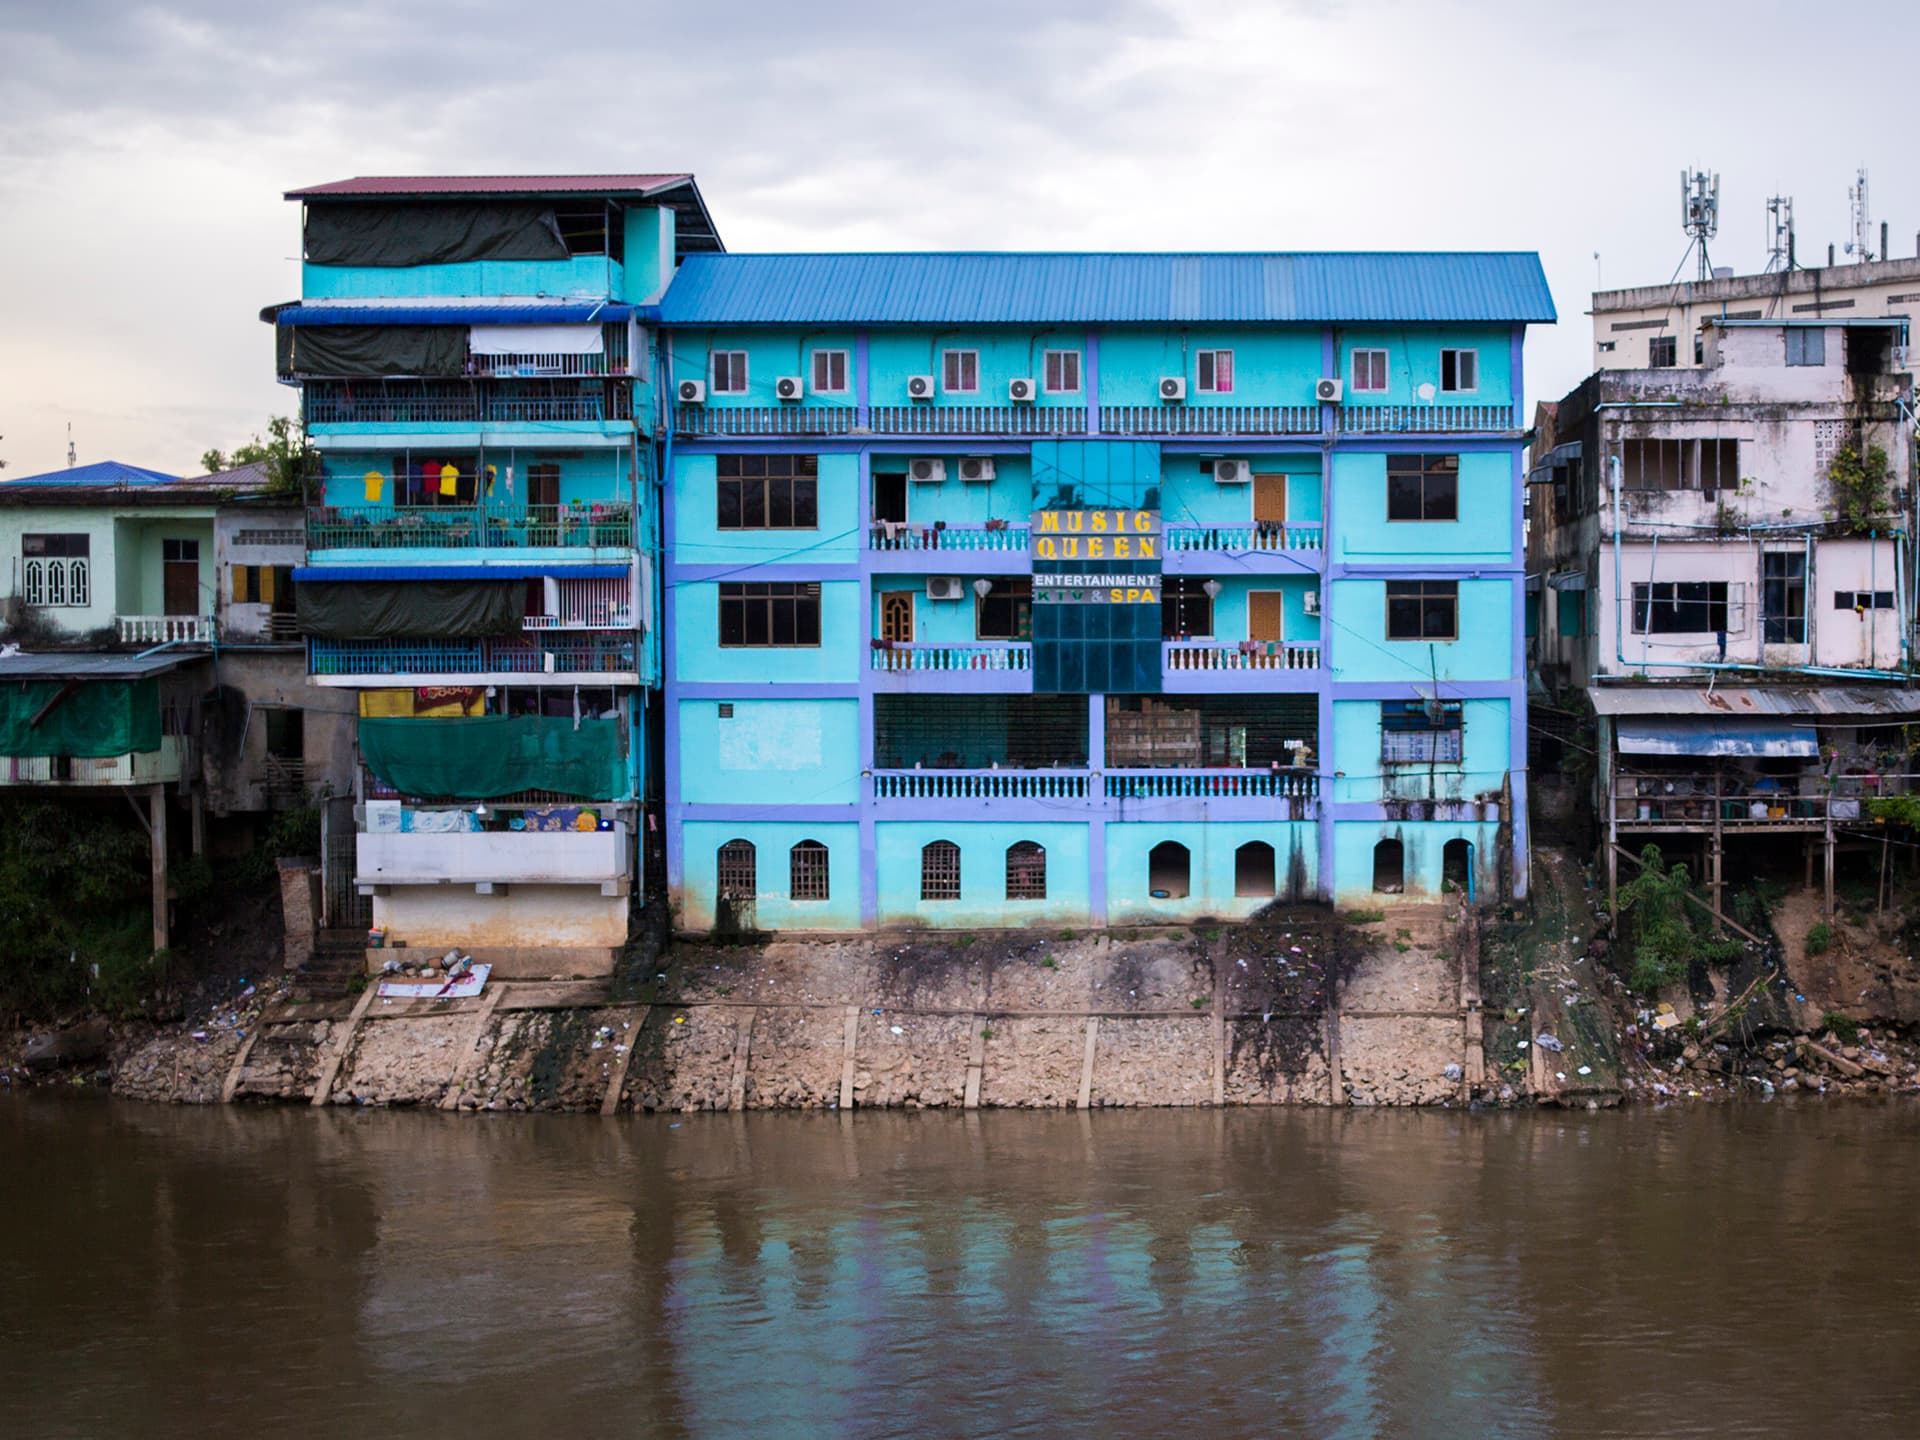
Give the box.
[1,0,1915,477]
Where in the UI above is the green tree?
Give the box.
[1616,843,1741,994]
[1829,443,1892,536]
[201,415,314,497]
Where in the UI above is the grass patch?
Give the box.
[1345,908,1386,925]
[1804,922,1833,957]
[1823,1011,1861,1045]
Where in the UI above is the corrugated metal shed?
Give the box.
[1590,685,1920,719]
[286,174,693,198]
[658,251,1556,326]
[1,460,181,488]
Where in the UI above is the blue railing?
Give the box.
[310,635,637,676]
[307,503,633,551]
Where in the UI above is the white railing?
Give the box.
[1105,768,1318,802]
[1164,640,1321,671]
[1338,403,1516,433]
[1101,404,1321,436]
[873,770,1090,799]
[0,737,182,788]
[520,576,634,630]
[868,524,1030,552]
[866,406,1086,436]
[1163,523,1323,553]
[672,405,859,436]
[869,642,1033,672]
[117,615,213,645]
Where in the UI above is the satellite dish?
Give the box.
[1417,382,1437,402]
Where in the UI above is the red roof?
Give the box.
[285,174,693,199]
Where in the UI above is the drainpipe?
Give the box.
[1897,533,1910,671]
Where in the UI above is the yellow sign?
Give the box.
[1031,508,1160,561]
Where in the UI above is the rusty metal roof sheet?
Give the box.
[285,174,693,198]
[1589,684,1920,720]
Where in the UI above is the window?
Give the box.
[717,454,819,530]
[1763,553,1807,643]
[1351,348,1388,393]
[1631,581,1729,634]
[1440,349,1478,393]
[1044,350,1081,393]
[1386,454,1459,521]
[264,707,304,761]
[1786,328,1827,367]
[231,565,292,605]
[717,839,756,900]
[1382,699,1463,763]
[975,578,1032,641]
[718,582,821,647]
[942,349,979,394]
[1148,841,1191,899]
[790,840,829,901]
[1196,349,1234,393]
[394,453,478,507]
[22,534,90,609]
[1443,838,1472,893]
[1234,841,1276,898]
[1385,581,1457,641]
[811,349,849,394]
[1649,335,1677,368]
[1618,438,1739,492]
[1161,577,1215,639]
[1835,589,1897,611]
[711,351,748,394]
[1005,842,1047,901]
[1556,588,1587,637]
[921,840,961,901]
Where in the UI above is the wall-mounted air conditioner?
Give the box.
[678,379,706,404]
[906,375,935,400]
[1008,377,1036,402]
[1213,458,1252,484]
[910,458,947,483]
[1159,376,1187,401]
[959,458,996,482]
[927,576,964,601]
[1315,378,1343,403]
[774,376,804,401]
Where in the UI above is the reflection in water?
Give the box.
[4,1100,1919,1438]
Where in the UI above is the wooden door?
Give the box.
[528,463,561,511]
[1253,473,1287,525]
[162,539,200,616]
[1248,591,1284,643]
[881,591,914,643]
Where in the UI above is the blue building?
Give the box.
[269,173,720,972]
[655,251,1553,930]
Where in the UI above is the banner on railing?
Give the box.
[1029,508,1162,694]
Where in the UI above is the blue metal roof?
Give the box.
[274,302,635,327]
[1616,719,1819,758]
[658,252,1556,327]
[1,460,182,487]
[296,563,628,581]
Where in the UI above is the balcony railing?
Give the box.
[1163,640,1321,671]
[1101,405,1320,436]
[1105,768,1318,801]
[869,642,1033,672]
[310,635,637,677]
[673,406,859,436]
[0,737,183,788]
[306,503,633,552]
[1338,403,1517,433]
[1613,772,1913,828]
[873,770,1090,800]
[118,615,214,645]
[304,381,628,426]
[673,405,1085,437]
[1163,523,1322,554]
[868,523,1030,552]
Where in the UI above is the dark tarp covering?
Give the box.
[0,679,161,758]
[359,716,625,799]
[277,323,467,377]
[297,580,524,639]
[304,202,570,267]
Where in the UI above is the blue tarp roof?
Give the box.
[273,303,635,327]
[658,252,1557,327]
[296,564,628,581]
[1616,718,1819,758]
[1,460,182,487]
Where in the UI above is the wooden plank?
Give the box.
[727,1008,755,1112]
[439,985,508,1111]
[309,982,378,1107]
[838,1005,860,1110]
[1077,1016,1099,1110]
[963,1015,985,1110]
[599,1004,650,1117]
[1609,844,1767,946]
[219,1026,264,1105]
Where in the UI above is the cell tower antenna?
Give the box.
[1846,167,1873,261]
[1681,168,1719,281]
[66,423,76,469]
[1765,195,1795,272]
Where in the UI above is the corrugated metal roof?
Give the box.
[286,174,693,198]
[1,460,181,488]
[274,302,633,327]
[0,653,203,679]
[1590,685,1920,719]
[295,564,628,581]
[1616,718,1818,757]
[658,252,1556,326]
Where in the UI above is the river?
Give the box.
[4,1097,1918,1438]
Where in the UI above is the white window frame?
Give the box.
[1196,349,1235,394]
[711,350,749,395]
[1440,348,1479,394]
[1351,348,1389,393]
[67,558,90,607]
[1043,349,1082,394]
[810,348,849,395]
[23,557,44,607]
[942,349,979,394]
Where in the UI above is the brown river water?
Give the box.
[4,1096,1919,1439]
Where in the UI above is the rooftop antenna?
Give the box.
[1764,195,1795,272]
[66,423,76,469]
[1681,169,1719,281]
[1846,167,1874,261]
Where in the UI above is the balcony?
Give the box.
[869,642,1033,673]
[118,615,214,645]
[357,824,629,893]
[1163,523,1322,554]
[310,634,637,679]
[1614,772,1911,832]
[1163,640,1320,672]
[868,523,1029,553]
[306,503,633,553]
[1338,403,1517,434]
[1101,404,1320,436]
[672,405,1086,437]
[873,770,1090,800]
[304,380,631,427]
[673,405,858,437]
[1106,768,1318,803]
[0,736,183,788]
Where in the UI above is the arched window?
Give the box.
[1442,838,1472,894]
[790,840,829,901]
[1005,841,1046,900]
[717,839,757,900]
[66,559,89,607]
[1235,840,1276,898]
[1372,838,1404,894]
[46,561,66,607]
[22,559,44,607]
[1148,840,1191,899]
[921,840,961,900]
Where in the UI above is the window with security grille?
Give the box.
[1386,454,1459,521]
[717,454,818,529]
[1197,349,1234,393]
[1440,349,1478,393]
[811,349,849,394]
[789,840,829,901]
[717,839,756,899]
[21,534,89,608]
[1632,581,1729,633]
[875,695,1087,770]
[1381,700,1463,763]
[921,841,961,900]
[1619,438,1738,492]
[942,350,979,393]
[1005,842,1047,900]
[1351,348,1388,392]
[1044,351,1081,393]
[719,582,821,647]
[1763,552,1807,643]
[1385,581,1457,641]
[712,351,748,393]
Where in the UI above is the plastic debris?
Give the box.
[1443,1063,1463,1082]
[1577,1065,1592,1076]
[890,1025,904,1035]
[672,1015,686,1025]
[1535,1033,1564,1052]
[1652,1012,1682,1031]
[1517,1040,1530,1049]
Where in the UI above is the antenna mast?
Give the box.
[66,423,76,469]
[1847,167,1874,261]
[1681,168,1720,282]
[1764,195,1795,272]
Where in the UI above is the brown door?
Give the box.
[1248,591,1284,643]
[881,591,914,643]
[162,539,200,616]
[529,463,561,511]
[1253,473,1288,525]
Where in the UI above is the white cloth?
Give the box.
[468,323,604,355]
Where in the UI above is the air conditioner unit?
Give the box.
[1302,590,1320,615]
[1315,377,1343,403]
[1008,377,1036,403]
[1213,458,1252,484]
[774,376,804,401]
[909,458,947,483]
[906,375,935,400]
[959,457,996,483]
[927,576,964,601]
[678,378,706,404]
[1159,376,1187,402]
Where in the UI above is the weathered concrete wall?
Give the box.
[372,884,628,955]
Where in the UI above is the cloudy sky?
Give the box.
[1,0,1913,476]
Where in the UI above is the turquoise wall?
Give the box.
[1330,819,1501,905]
[303,256,621,300]
[1328,698,1510,804]
[678,820,861,931]
[678,698,859,806]
[1161,455,1322,527]
[1328,450,1512,565]
[1169,575,1320,644]
[672,453,860,565]
[623,207,675,303]
[666,330,861,406]
[866,330,1090,409]
[869,453,1035,526]
[673,580,860,684]
[1326,578,1513,683]
[1334,325,1512,406]
[318,447,630,511]
[1098,327,1325,407]
[1104,821,1318,924]
[874,821,1092,928]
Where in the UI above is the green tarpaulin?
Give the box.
[277,324,468,378]
[303,202,570,267]
[297,579,524,639]
[0,679,161,758]
[359,715,625,800]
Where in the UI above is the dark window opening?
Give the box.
[1372,838,1404,894]
[1649,335,1677,368]
[1439,349,1477,393]
[876,695,1087,770]
[1234,841,1276,898]
[712,351,748,394]
[1845,327,1894,376]
[1387,454,1459,521]
[550,204,619,260]
[921,841,961,901]
[719,582,821,647]
[1442,838,1472,894]
[393,452,480,507]
[1386,581,1458,641]
[1005,842,1047,900]
[717,840,756,900]
[873,471,909,525]
[264,708,303,760]
[1148,841,1190,899]
[975,578,1032,641]
[1161,576,1215,639]
[789,841,829,901]
[1631,581,1730,634]
[1835,589,1897,611]
[1620,438,1738,492]
[718,453,818,530]
[1762,552,1807,643]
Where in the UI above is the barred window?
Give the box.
[1385,581,1457,641]
[1005,842,1046,900]
[66,559,89,607]
[1386,454,1459,521]
[1381,700,1463,764]
[719,582,821,647]
[22,558,44,607]
[717,454,818,529]
[921,840,960,901]
[790,840,829,901]
[717,839,756,899]
[23,534,89,608]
